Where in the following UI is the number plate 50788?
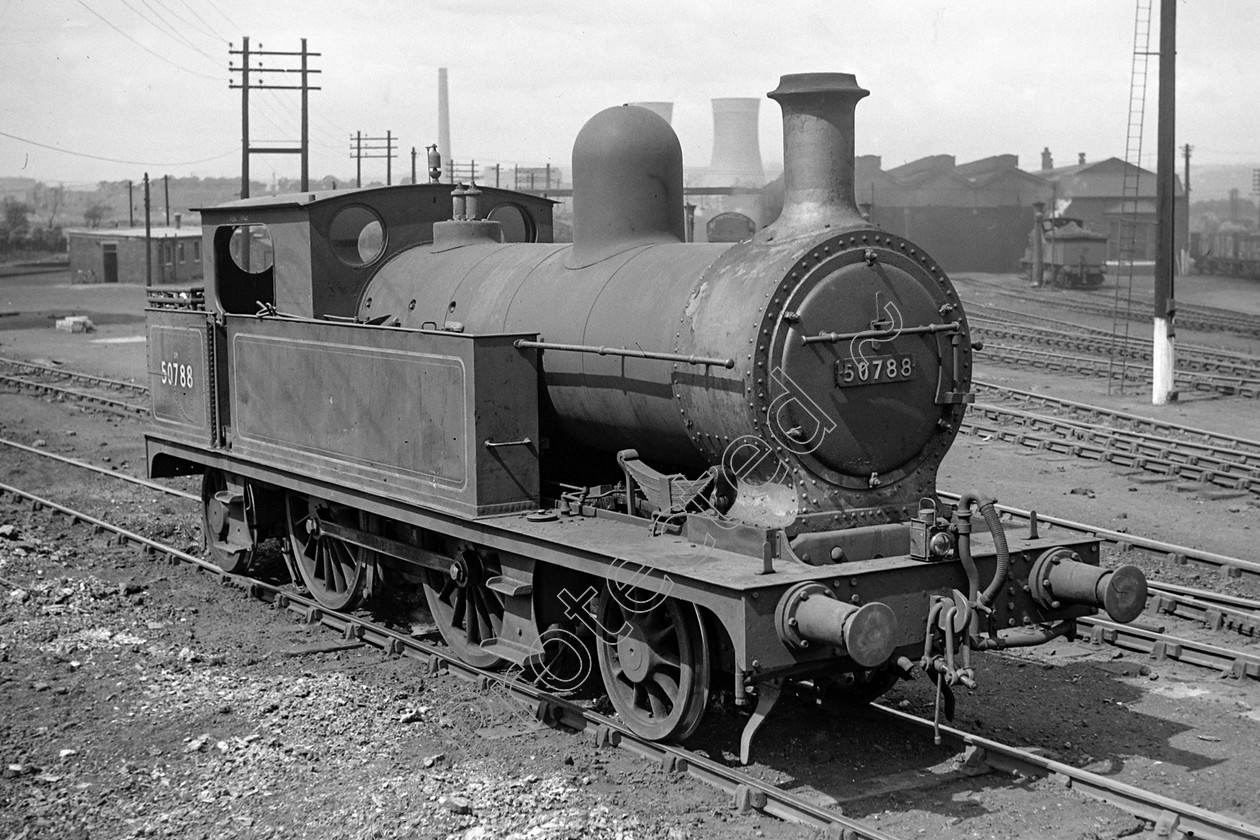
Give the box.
[836,353,915,387]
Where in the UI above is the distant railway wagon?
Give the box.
[1193,230,1260,280]
[1021,217,1108,288]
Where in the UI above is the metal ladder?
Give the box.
[1110,0,1154,394]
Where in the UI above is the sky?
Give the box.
[1,0,1257,189]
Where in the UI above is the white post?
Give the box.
[1152,316,1175,405]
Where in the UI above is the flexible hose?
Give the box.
[971,619,1075,650]
[977,498,1010,608]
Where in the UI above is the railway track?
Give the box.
[963,403,1260,495]
[0,356,149,416]
[971,318,1260,384]
[957,279,1260,338]
[976,341,1260,398]
[969,306,1260,367]
[974,380,1260,456]
[3,479,1258,840]
[871,705,1259,840]
[0,435,196,501]
[0,355,147,397]
[1145,581,1260,637]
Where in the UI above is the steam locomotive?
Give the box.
[1021,216,1108,288]
[146,72,1148,761]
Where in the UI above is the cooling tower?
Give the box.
[709,97,764,185]
[629,101,674,124]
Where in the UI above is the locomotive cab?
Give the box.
[197,184,555,320]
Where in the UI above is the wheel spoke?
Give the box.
[633,682,650,714]
[646,683,669,719]
[465,589,483,645]
[469,588,486,644]
[451,588,467,629]
[328,543,348,593]
[651,670,680,704]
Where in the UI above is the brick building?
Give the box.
[67,226,203,285]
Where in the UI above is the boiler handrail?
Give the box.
[513,339,735,369]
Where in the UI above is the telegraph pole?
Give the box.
[411,147,417,185]
[127,180,134,227]
[349,132,397,186]
[1152,0,1176,406]
[143,173,152,287]
[163,175,170,226]
[230,37,321,197]
[300,38,310,190]
[237,36,249,199]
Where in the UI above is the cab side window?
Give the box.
[214,224,275,315]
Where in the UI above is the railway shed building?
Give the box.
[67,225,203,285]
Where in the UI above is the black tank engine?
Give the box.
[146,72,1147,760]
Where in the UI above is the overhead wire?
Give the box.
[167,0,227,42]
[0,129,236,167]
[204,0,240,33]
[71,0,221,81]
[130,0,221,64]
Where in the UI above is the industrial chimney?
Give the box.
[709,98,764,185]
[630,102,674,124]
[1041,147,1054,171]
[438,68,451,167]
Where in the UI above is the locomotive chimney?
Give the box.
[1041,147,1054,171]
[764,73,869,234]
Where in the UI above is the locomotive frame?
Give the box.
[146,73,1147,762]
